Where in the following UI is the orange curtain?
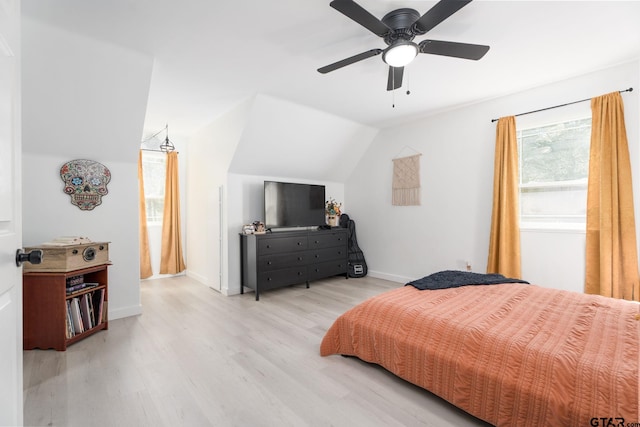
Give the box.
[160,151,186,274]
[487,116,522,278]
[138,150,153,279]
[585,91,639,301]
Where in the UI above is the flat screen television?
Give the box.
[264,181,326,229]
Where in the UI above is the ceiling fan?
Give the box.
[318,0,490,91]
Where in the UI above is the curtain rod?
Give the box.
[490,87,634,123]
[140,148,179,154]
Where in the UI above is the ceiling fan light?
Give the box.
[383,41,418,67]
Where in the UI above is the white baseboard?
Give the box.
[367,270,413,284]
[109,304,142,321]
[186,270,207,284]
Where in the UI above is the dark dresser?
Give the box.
[240,228,348,300]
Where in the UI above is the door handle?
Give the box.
[15,249,43,267]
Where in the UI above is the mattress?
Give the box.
[320,283,640,426]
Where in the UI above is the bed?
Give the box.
[320,271,640,427]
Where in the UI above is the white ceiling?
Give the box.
[22,1,640,138]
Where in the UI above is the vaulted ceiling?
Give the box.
[23,1,640,139]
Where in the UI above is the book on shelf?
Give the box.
[101,300,108,324]
[88,292,96,327]
[79,294,92,330]
[69,297,84,334]
[65,300,75,339]
[66,275,84,286]
[66,282,99,295]
[91,289,105,326]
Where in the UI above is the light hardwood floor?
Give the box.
[23,275,490,427]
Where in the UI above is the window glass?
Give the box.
[141,151,166,224]
[518,117,591,227]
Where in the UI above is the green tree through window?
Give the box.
[141,151,166,223]
[518,117,591,226]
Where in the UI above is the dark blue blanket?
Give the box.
[407,270,529,290]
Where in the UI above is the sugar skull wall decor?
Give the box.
[60,159,111,210]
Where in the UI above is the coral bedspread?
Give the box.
[320,283,640,426]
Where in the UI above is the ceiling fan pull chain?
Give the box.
[406,68,411,95]
[392,68,396,108]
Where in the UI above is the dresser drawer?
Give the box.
[308,247,347,264]
[308,260,347,281]
[308,231,347,249]
[258,236,308,254]
[258,267,308,290]
[259,252,307,272]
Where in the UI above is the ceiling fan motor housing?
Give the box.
[382,8,420,45]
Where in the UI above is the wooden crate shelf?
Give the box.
[23,263,109,351]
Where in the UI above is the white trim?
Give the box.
[186,269,207,286]
[520,223,586,234]
[109,304,142,320]
[367,270,410,284]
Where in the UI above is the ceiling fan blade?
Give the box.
[318,49,383,74]
[387,66,404,91]
[419,40,489,60]
[413,0,472,34]
[330,0,391,37]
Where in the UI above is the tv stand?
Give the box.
[240,228,348,300]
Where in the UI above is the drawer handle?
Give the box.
[298,257,303,261]
[314,240,319,244]
[315,255,319,258]
[298,272,303,276]
[297,242,302,246]
[267,277,272,281]
[267,261,272,265]
[266,245,271,249]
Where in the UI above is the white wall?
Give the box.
[21,17,153,319]
[346,61,639,294]
[186,98,252,291]
[229,94,378,182]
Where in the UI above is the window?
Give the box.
[141,151,166,224]
[518,117,591,228]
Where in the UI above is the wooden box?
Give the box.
[22,242,110,272]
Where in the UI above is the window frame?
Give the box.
[515,105,591,232]
[141,150,166,225]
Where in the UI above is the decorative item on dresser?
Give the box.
[325,197,342,227]
[240,228,348,300]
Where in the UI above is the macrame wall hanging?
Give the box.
[392,151,422,206]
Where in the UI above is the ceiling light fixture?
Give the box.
[141,124,177,153]
[159,124,175,153]
[382,40,419,67]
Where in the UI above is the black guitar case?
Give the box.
[339,214,368,278]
